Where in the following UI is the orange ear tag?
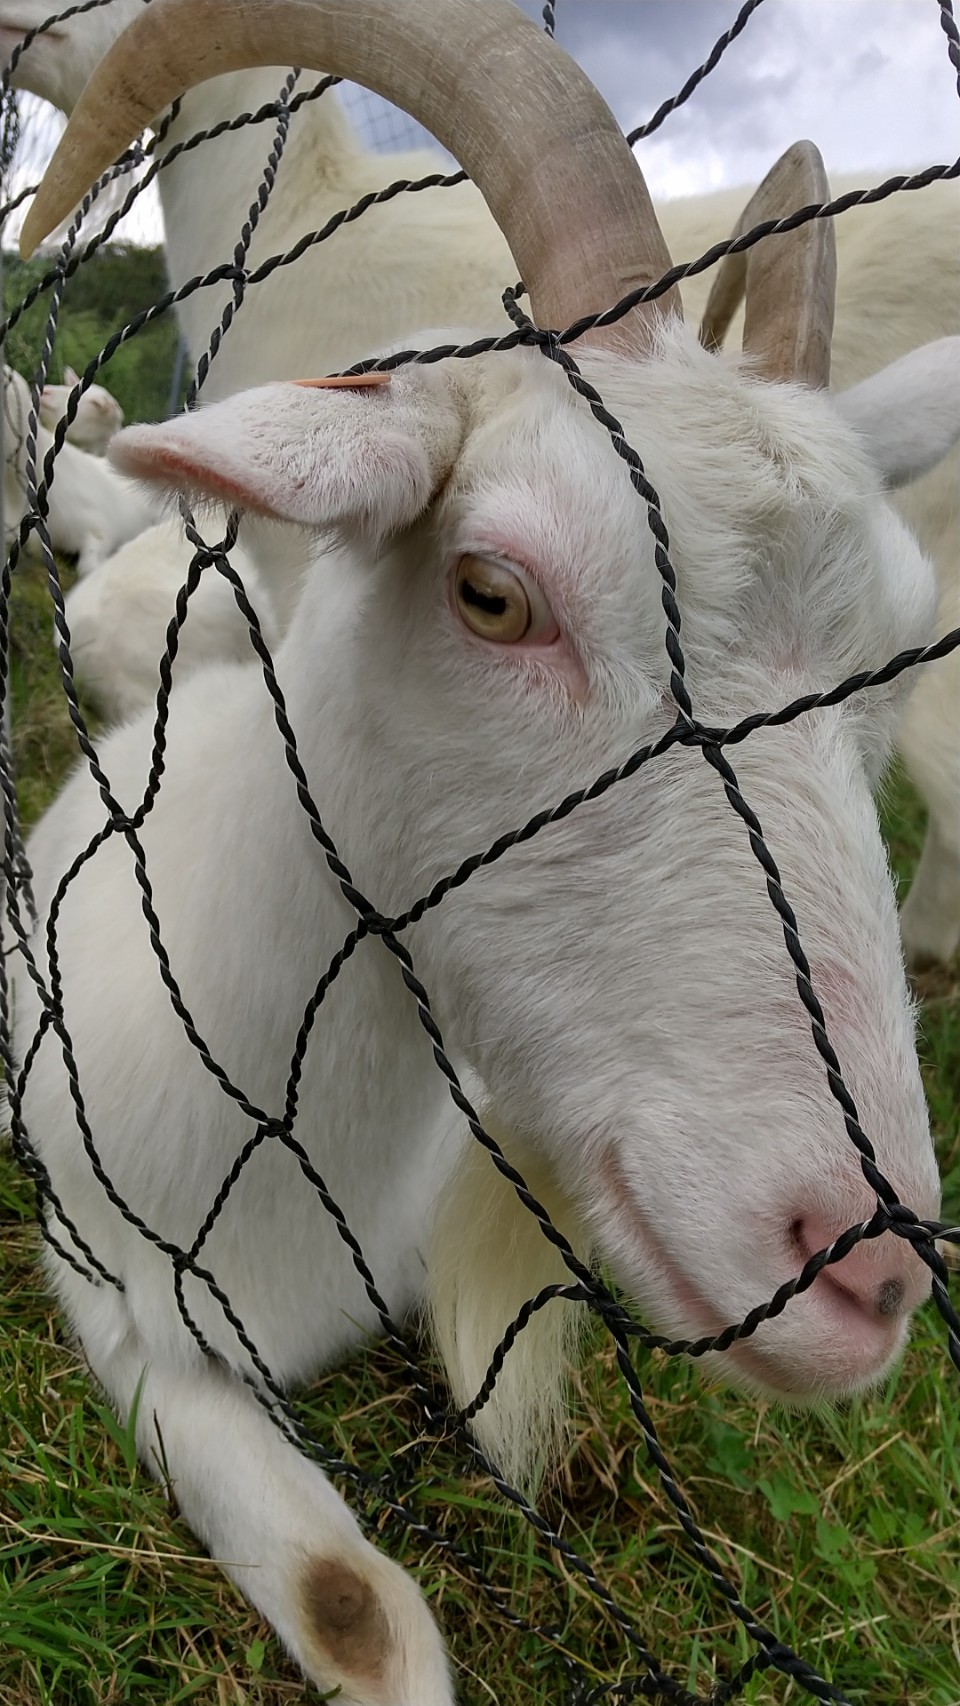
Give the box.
[292,374,392,389]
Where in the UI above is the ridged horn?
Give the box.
[20,0,681,352]
[699,141,836,387]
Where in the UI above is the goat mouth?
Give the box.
[595,1149,905,1399]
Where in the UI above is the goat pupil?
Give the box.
[463,581,507,616]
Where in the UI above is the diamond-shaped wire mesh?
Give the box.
[1,3,958,1702]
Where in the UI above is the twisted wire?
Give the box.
[0,3,957,1701]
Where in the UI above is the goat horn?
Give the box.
[20,0,681,353]
[699,141,836,387]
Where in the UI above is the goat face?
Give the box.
[112,325,942,1404]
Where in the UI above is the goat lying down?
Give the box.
[5,361,278,717]
[12,1,959,1700]
[3,364,155,574]
[38,365,124,454]
[7,0,958,968]
[62,518,281,722]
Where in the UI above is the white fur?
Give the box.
[39,365,124,455]
[4,365,156,574]
[13,327,948,1699]
[2,363,31,545]
[63,518,281,723]
[7,8,959,965]
[428,1115,592,1493]
[834,342,960,968]
[835,338,960,491]
[895,573,960,966]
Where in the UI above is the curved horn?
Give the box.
[699,141,836,387]
[20,0,680,352]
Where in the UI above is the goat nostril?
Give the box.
[876,1277,904,1318]
[788,1218,914,1324]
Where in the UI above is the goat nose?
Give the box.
[792,1215,931,1321]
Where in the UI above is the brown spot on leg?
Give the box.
[300,1556,390,1683]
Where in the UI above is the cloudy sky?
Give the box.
[517,0,959,195]
[7,0,959,245]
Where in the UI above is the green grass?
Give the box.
[1,558,958,1705]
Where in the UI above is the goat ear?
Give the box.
[108,370,467,534]
[63,364,80,386]
[834,337,960,490]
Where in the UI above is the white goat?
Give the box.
[3,364,156,574]
[2,364,30,545]
[6,367,266,722]
[7,0,958,967]
[39,364,124,454]
[824,343,960,968]
[63,518,280,722]
[11,3,959,1700]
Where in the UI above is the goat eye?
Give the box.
[453,554,540,643]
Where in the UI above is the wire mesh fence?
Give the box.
[1,2,959,1703]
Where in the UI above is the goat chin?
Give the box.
[427,1123,890,1501]
[427,1117,593,1497]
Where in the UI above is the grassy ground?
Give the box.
[1,557,957,1706]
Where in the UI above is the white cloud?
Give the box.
[551,0,958,193]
